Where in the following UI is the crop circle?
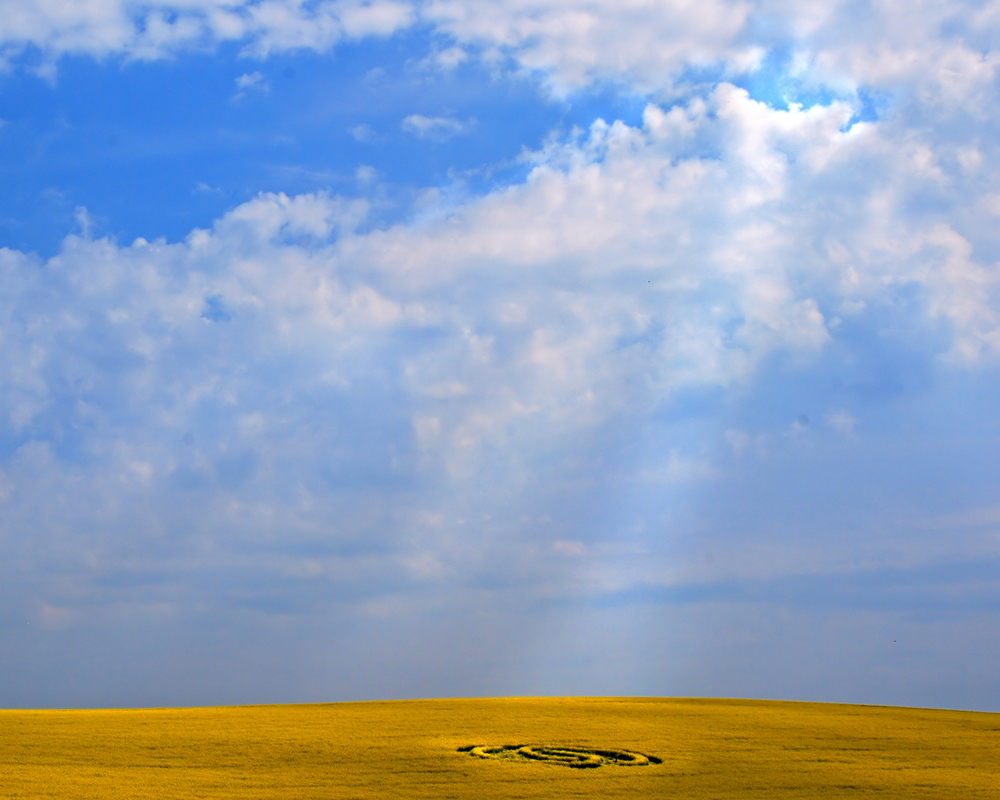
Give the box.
[458,744,661,768]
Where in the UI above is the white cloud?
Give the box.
[5,87,998,514]
[401,113,473,141]
[2,0,997,142]
[418,0,1000,113]
[232,70,268,100]
[422,0,758,95]
[3,80,999,618]
[0,0,416,65]
[427,44,467,69]
[235,70,267,91]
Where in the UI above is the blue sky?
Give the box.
[2,0,1000,711]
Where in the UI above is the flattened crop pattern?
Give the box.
[458,744,662,768]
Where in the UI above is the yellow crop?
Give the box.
[2,697,998,798]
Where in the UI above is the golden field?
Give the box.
[2,697,999,799]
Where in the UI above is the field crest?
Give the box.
[2,697,999,798]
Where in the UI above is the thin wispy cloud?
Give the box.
[401,114,474,140]
[232,70,269,101]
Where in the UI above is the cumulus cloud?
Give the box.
[422,0,759,94]
[418,0,1000,118]
[3,79,1000,637]
[3,0,998,115]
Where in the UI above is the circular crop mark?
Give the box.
[458,744,662,768]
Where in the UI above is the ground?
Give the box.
[2,697,998,798]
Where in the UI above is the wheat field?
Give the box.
[2,697,998,799]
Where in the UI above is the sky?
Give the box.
[1,0,1000,711]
